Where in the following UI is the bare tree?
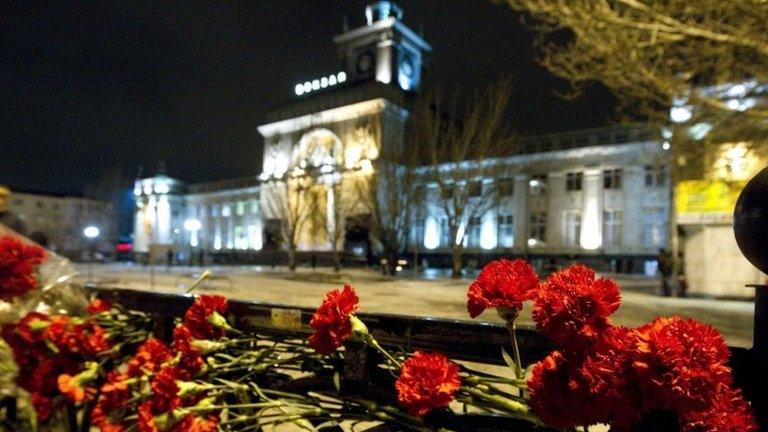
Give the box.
[312,178,356,272]
[357,159,416,276]
[503,0,768,122]
[413,80,514,278]
[263,178,316,271]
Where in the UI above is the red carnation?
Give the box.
[632,317,732,413]
[31,393,53,421]
[395,351,461,417]
[172,326,205,380]
[184,294,229,339]
[87,298,112,314]
[680,387,757,432]
[172,415,219,432]
[467,259,539,319]
[528,350,586,428]
[0,235,46,301]
[138,401,159,432]
[151,367,182,412]
[533,264,621,350]
[127,338,173,377]
[309,285,359,354]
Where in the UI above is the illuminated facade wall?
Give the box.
[412,126,671,267]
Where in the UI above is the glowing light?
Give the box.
[662,141,671,151]
[154,183,169,194]
[259,172,270,181]
[320,164,334,174]
[661,128,673,139]
[527,238,537,247]
[727,83,746,97]
[183,219,202,232]
[670,106,692,123]
[727,99,740,110]
[337,72,347,83]
[294,72,346,96]
[329,75,337,85]
[294,84,304,96]
[143,184,153,195]
[529,179,540,187]
[83,226,100,239]
[312,79,320,90]
[688,122,713,140]
[248,224,263,250]
[133,187,141,196]
[424,217,439,250]
[580,196,601,250]
[320,77,328,88]
[358,158,373,174]
[395,265,403,272]
[479,214,497,250]
[303,82,311,93]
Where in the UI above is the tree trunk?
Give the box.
[451,244,463,278]
[287,245,297,271]
[332,249,342,272]
[386,250,398,276]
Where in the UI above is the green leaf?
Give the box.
[333,372,341,392]
[316,421,340,430]
[501,347,517,378]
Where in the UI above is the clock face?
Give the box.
[356,51,374,74]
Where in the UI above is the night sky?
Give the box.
[0,0,618,197]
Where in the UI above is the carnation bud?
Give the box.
[349,314,369,337]
[206,311,231,331]
[497,306,520,323]
[191,339,228,354]
[175,380,213,398]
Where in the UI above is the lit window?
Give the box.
[236,201,245,216]
[564,211,581,247]
[566,172,583,191]
[603,210,623,247]
[250,200,259,214]
[222,205,231,217]
[497,215,514,248]
[603,169,622,189]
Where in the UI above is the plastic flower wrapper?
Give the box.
[0,224,87,326]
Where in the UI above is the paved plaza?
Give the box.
[75,263,756,348]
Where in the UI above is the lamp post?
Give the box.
[83,225,100,284]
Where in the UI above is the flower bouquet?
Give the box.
[0,248,759,431]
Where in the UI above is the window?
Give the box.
[440,217,451,247]
[468,182,482,198]
[565,212,581,247]
[234,226,247,249]
[236,201,245,216]
[222,205,231,217]
[211,205,219,217]
[603,210,623,247]
[250,200,259,214]
[498,178,514,196]
[603,169,622,189]
[497,215,514,248]
[644,164,666,187]
[466,217,481,248]
[440,186,454,200]
[529,212,547,244]
[643,207,666,249]
[529,174,547,195]
[566,172,583,191]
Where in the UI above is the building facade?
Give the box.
[8,191,116,259]
[132,2,671,274]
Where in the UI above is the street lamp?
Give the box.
[83,225,100,283]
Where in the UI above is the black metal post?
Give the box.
[751,285,768,430]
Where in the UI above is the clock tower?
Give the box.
[334,1,431,92]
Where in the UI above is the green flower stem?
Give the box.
[464,375,528,388]
[363,336,402,368]
[505,321,523,379]
[460,386,541,425]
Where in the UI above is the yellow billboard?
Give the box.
[675,180,746,215]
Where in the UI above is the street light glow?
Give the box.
[83,226,100,239]
[183,219,202,232]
